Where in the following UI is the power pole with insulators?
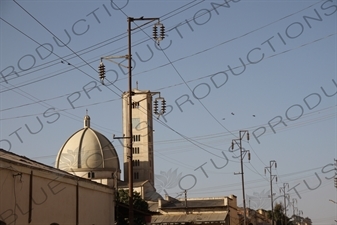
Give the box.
[232,130,251,225]
[265,160,277,225]
[99,16,165,225]
[184,189,188,214]
[279,183,289,225]
[291,198,297,218]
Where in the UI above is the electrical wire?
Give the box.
[5,0,238,163]
[1,0,334,206]
[103,0,335,145]
[1,1,334,148]
[1,0,327,88]
[0,3,334,223]
[0,0,205,85]
[1,27,335,116]
[1,1,216,144]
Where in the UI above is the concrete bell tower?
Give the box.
[122,89,155,185]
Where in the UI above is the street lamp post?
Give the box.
[232,130,250,225]
[99,16,164,225]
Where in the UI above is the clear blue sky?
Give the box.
[1,0,336,223]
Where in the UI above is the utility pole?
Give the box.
[99,17,165,225]
[265,160,277,225]
[184,189,188,214]
[291,198,297,219]
[232,130,251,225]
[297,210,303,225]
[279,183,289,225]
[329,199,337,223]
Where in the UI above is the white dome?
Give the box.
[55,115,120,175]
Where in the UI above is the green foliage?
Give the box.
[133,192,149,210]
[267,203,289,225]
[273,203,284,222]
[117,189,130,204]
[116,189,149,225]
[267,202,311,225]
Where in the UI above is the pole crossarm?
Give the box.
[101,55,128,68]
[128,17,165,44]
[112,134,131,139]
[129,17,160,31]
[101,55,128,60]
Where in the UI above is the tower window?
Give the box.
[133,135,141,142]
[132,147,140,154]
[132,160,140,166]
[134,172,139,179]
[132,102,140,108]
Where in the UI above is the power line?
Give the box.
[12,0,104,74]
[3,2,335,205]
[6,0,237,165]
[113,1,239,138]
[0,0,204,84]
[1,0,329,88]
[0,15,122,97]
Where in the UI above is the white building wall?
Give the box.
[0,157,115,225]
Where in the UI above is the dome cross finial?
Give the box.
[84,111,90,128]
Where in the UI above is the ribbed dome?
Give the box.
[55,115,120,175]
